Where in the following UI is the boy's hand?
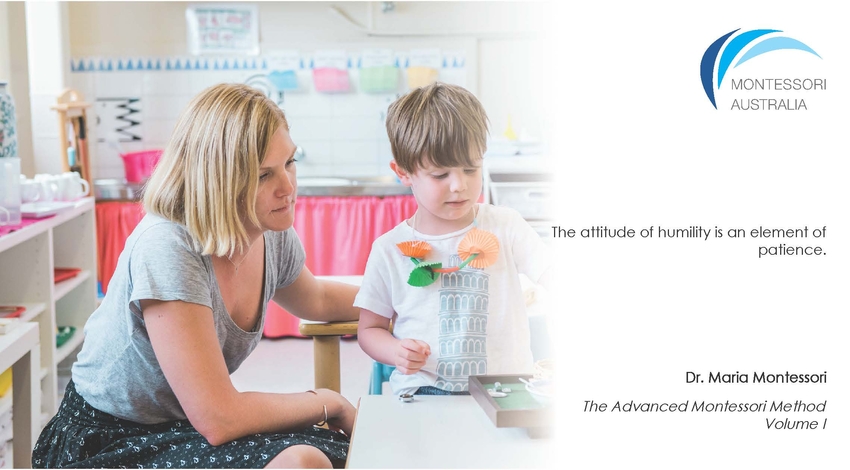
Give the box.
[394,338,431,374]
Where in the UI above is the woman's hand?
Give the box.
[317,389,357,436]
[394,338,431,375]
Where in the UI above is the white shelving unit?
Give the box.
[0,323,40,468]
[0,198,98,457]
[483,155,554,240]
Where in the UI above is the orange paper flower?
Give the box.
[457,228,500,269]
[397,240,432,258]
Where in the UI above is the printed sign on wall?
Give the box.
[186,3,260,55]
[95,98,142,143]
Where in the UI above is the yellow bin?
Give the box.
[0,368,11,397]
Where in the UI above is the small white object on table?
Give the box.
[299,276,363,393]
[347,395,553,468]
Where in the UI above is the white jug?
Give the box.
[20,178,41,203]
[56,172,90,201]
[33,174,59,202]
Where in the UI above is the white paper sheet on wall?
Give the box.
[360,49,395,68]
[266,51,302,72]
[312,50,349,70]
[186,3,260,56]
[407,49,442,69]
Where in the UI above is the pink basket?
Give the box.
[121,150,163,183]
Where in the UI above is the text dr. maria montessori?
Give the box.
[686,371,827,384]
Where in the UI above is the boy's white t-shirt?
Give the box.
[354,203,550,395]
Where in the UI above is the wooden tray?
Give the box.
[469,374,553,432]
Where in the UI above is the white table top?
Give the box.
[347,395,554,469]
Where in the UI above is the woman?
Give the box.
[33,83,359,469]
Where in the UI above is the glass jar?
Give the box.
[0,81,18,160]
[0,82,21,226]
[0,157,22,226]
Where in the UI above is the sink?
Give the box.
[296,175,410,196]
[94,178,145,201]
[296,177,352,187]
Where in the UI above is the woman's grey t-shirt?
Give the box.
[71,213,305,424]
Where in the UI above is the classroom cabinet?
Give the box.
[0,198,98,465]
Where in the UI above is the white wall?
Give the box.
[68,1,548,135]
[0,1,35,177]
[41,1,549,179]
[0,2,10,80]
[68,2,545,53]
[26,1,73,176]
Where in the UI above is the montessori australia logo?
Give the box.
[700,29,824,110]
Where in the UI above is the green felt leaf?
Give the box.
[417,261,442,269]
[407,262,442,287]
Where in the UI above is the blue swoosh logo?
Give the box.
[700,29,821,109]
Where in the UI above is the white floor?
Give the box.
[230,336,377,405]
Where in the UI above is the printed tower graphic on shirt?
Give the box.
[435,254,489,392]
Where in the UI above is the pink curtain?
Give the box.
[96,202,146,295]
[263,195,417,338]
[94,196,417,338]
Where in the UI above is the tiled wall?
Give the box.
[69,53,468,180]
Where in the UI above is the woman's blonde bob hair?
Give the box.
[143,83,288,257]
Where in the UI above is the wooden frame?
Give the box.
[50,88,93,190]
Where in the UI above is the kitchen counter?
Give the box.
[93,176,411,201]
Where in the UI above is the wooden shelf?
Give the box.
[0,197,96,460]
[0,199,93,256]
[0,390,11,417]
[0,323,39,467]
[0,222,48,255]
[0,304,46,335]
[53,270,92,302]
[18,304,46,324]
[0,325,37,372]
[1,440,11,469]
[54,331,85,365]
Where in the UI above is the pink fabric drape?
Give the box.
[94,196,417,337]
[295,195,418,275]
[96,202,146,295]
[263,195,417,338]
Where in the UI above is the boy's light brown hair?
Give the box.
[386,82,489,173]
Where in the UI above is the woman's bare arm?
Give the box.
[141,299,355,445]
[272,267,359,322]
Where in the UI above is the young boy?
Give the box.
[354,82,552,396]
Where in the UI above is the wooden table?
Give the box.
[0,322,41,467]
[299,276,363,393]
[347,395,554,468]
